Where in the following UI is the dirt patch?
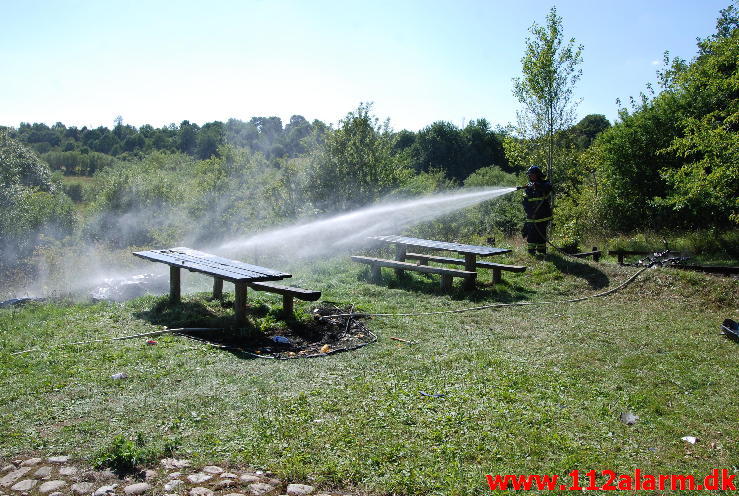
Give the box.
[178,304,375,359]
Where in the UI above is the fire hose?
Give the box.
[11,267,649,356]
[320,265,649,319]
[318,189,652,320]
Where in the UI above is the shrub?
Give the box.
[92,433,179,474]
[0,134,76,269]
[93,434,152,473]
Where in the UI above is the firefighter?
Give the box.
[521,165,552,255]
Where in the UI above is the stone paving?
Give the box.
[0,455,357,496]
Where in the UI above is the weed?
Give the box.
[93,434,152,474]
[92,433,181,474]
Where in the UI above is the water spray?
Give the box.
[213,187,516,260]
[6,187,517,300]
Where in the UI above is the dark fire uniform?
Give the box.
[522,178,552,254]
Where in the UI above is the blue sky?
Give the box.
[0,0,729,131]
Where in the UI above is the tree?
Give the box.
[225,118,258,149]
[283,115,312,156]
[584,97,683,231]
[0,132,75,266]
[513,6,583,182]
[196,121,224,159]
[0,131,54,190]
[413,121,465,177]
[178,120,198,154]
[307,103,411,211]
[656,2,738,226]
[460,119,508,175]
[585,2,738,231]
[392,129,416,154]
[570,114,610,149]
[250,116,283,157]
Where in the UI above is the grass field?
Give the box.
[1,253,737,495]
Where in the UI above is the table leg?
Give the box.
[234,282,247,325]
[212,277,223,299]
[282,294,294,316]
[395,244,407,278]
[371,264,381,283]
[170,266,181,303]
[463,253,477,290]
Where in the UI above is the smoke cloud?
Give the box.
[4,187,515,300]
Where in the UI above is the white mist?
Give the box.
[8,187,516,299]
[213,187,515,260]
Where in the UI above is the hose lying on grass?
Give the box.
[10,328,221,356]
[10,266,649,356]
[320,266,650,319]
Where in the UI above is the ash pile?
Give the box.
[626,250,690,268]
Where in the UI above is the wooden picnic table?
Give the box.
[369,235,511,289]
[133,247,291,323]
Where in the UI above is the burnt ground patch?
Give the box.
[136,299,375,359]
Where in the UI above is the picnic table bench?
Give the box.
[351,255,476,291]
[402,253,526,285]
[132,247,320,323]
[361,235,521,289]
[571,247,602,261]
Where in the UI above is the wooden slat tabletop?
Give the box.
[369,235,511,256]
[133,247,291,283]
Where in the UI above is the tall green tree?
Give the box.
[460,119,509,175]
[413,121,465,176]
[307,103,410,211]
[585,2,738,231]
[656,2,738,225]
[196,121,225,159]
[178,120,199,154]
[570,114,610,149]
[0,132,75,266]
[513,6,583,182]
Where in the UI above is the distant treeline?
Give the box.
[2,114,606,181]
[2,2,736,283]
[0,107,610,272]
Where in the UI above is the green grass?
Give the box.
[592,230,739,266]
[1,254,737,495]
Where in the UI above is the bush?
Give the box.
[0,131,53,190]
[584,7,738,232]
[92,433,178,474]
[0,135,77,269]
[62,182,83,202]
[463,166,522,237]
[390,169,456,197]
[84,147,317,248]
[42,150,118,175]
[307,103,412,211]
